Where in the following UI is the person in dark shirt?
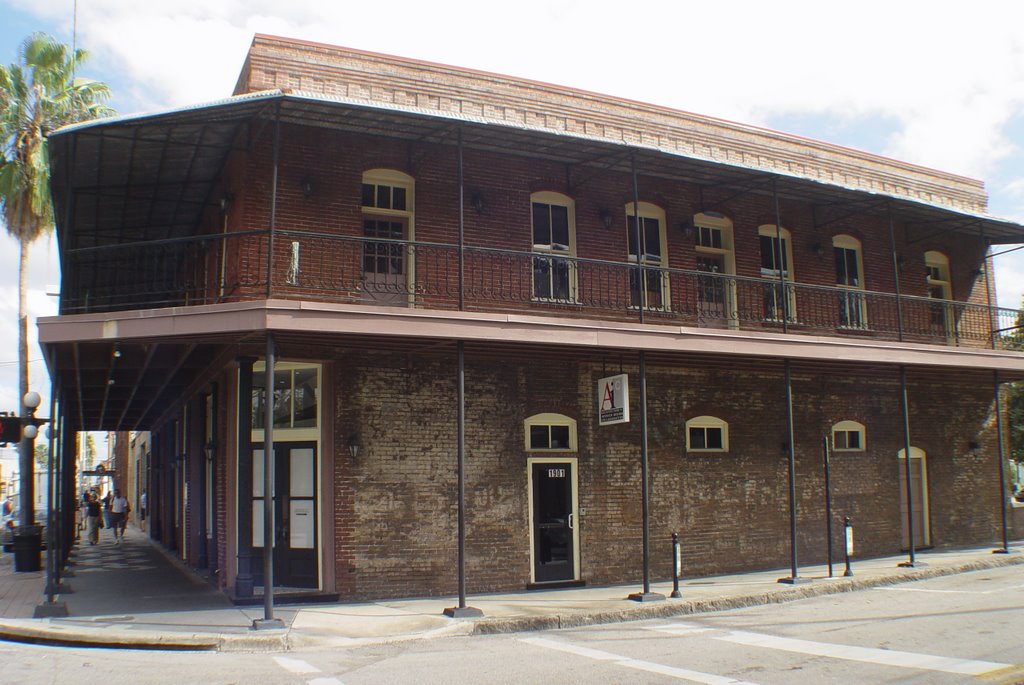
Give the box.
[85,494,102,545]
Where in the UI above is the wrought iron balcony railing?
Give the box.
[60,229,1024,350]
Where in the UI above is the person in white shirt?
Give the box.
[110,489,130,543]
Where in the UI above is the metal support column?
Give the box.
[778,359,805,584]
[823,435,834,578]
[897,365,918,568]
[36,386,67,617]
[629,351,665,602]
[235,356,256,599]
[444,341,482,618]
[993,371,1011,554]
[773,179,789,333]
[266,107,281,299]
[253,334,284,630]
[631,157,644,324]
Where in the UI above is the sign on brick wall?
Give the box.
[598,374,630,426]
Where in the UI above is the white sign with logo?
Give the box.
[598,374,630,426]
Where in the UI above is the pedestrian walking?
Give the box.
[140,490,147,527]
[111,489,130,542]
[85,494,102,545]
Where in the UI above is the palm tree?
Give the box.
[0,33,113,528]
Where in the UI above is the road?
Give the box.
[2,564,1023,684]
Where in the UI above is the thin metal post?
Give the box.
[444,341,482,617]
[778,359,803,584]
[458,127,465,312]
[843,517,853,577]
[670,532,681,598]
[981,227,997,351]
[253,333,284,630]
[235,356,256,599]
[993,371,1010,553]
[887,204,905,342]
[631,156,644,324]
[898,365,916,567]
[266,108,281,299]
[773,179,789,333]
[629,351,664,602]
[823,434,834,578]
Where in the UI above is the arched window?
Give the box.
[524,413,578,452]
[833,234,867,329]
[831,420,866,451]
[694,212,736,325]
[686,415,729,452]
[531,191,577,302]
[361,169,415,304]
[626,202,669,310]
[758,225,796,322]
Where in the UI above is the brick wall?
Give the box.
[327,349,1002,600]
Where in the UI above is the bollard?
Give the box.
[843,516,854,577]
[670,532,682,598]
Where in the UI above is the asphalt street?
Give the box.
[2,563,1022,684]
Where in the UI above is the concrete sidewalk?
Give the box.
[0,526,1021,652]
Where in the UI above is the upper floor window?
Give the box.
[531,191,577,302]
[361,170,414,303]
[832,420,866,451]
[758,225,796,322]
[686,415,729,452]
[626,202,669,310]
[252,363,320,431]
[524,412,578,451]
[694,212,736,324]
[833,234,867,329]
[925,251,951,300]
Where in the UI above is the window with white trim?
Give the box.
[758,225,796,322]
[626,202,669,310]
[524,413,577,452]
[833,234,867,329]
[832,420,865,451]
[694,212,736,323]
[925,251,952,336]
[361,170,414,303]
[252,363,320,431]
[531,192,577,302]
[686,415,729,452]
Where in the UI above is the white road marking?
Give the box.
[873,586,998,595]
[273,656,321,674]
[520,636,760,684]
[308,679,345,685]
[715,630,1009,676]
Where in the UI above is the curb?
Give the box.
[1,552,1020,652]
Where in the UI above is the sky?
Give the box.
[1,0,1023,419]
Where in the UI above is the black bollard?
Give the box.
[670,532,682,598]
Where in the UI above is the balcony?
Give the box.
[60,228,1023,350]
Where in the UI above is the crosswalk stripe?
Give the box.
[520,636,760,684]
[273,656,321,674]
[715,629,1009,676]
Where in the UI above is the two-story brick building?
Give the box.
[39,35,1024,605]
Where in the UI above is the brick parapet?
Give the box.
[235,34,988,215]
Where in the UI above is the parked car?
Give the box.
[1,508,48,552]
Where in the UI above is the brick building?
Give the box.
[39,35,1024,605]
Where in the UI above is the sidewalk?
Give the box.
[0,525,1021,652]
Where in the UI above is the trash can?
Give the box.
[13,525,42,572]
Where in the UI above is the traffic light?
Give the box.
[0,413,21,445]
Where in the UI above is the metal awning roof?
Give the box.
[49,90,1024,258]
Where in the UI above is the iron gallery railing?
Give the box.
[61,229,1023,349]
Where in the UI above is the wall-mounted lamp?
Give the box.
[679,222,694,241]
[347,433,360,462]
[968,440,981,452]
[205,439,217,463]
[896,255,906,271]
[112,346,122,359]
[971,268,985,278]
[471,192,485,214]
[599,209,613,229]
[219,192,233,213]
[300,176,314,198]
[811,243,824,258]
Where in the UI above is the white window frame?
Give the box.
[361,169,416,304]
[758,224,796,322]
[685,415,729,453]
[831,420,866,452]
[694,212,737,327]
[524,412,578,452]
[530,191,578,303]
[626,201,670,311]
[251,361,322,444]
[833,234,868,329]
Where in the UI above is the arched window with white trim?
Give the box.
[694,212,736,326]
[524,413,578,452]
[831,420,865,451]
[531,192,577,302]
[758,225,796,322]
[361,169,415,305]
[626,202,669,310]
[686,415,729,452]
[833,234,867,329]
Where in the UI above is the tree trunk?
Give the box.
[18,238,34,527]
